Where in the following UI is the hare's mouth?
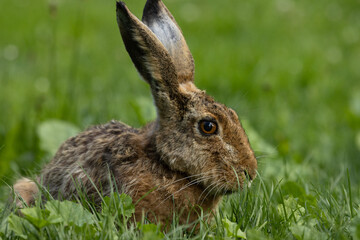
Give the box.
[242,170,254,188]
[223,170,253,194]
[243,170,255,182]
[243,168,257,182]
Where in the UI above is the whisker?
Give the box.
[213,183,224,199]
[156,169,226,206]
[155,170,217,192]
[198,180,220,201]
[199,181,221,205]
[159,175,216,205]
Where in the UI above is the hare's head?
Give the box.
[116,0,257,194]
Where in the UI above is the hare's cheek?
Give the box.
[223,142,238,156]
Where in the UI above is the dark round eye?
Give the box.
[199,120,218,135]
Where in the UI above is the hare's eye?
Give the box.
[199,120,218,135]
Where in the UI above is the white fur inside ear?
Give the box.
[147,16,182,55]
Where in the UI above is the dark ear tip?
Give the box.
[145,0,160,3]
[143,0,163,21]
[144,0,163,10]
[116,1,127,12]
[116,1,131,21]
[145,0,162,7]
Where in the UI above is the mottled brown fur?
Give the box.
[13,0,257,227]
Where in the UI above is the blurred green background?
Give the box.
[0,0,359,198]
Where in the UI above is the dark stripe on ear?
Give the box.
[116,1,188,117]
[116,1,163,85]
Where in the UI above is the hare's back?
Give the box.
[49,120,139,166]
[41,120,140,198]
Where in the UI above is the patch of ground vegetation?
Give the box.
[0,0,360,238]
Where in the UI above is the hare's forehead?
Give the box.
[178,85,240,123]
[186,100,239,123]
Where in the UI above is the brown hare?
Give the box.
[14,0,257,226]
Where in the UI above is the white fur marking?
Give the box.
[179,82,200,94]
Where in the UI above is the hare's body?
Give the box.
[14,0,257,226]
[41,120,220,223]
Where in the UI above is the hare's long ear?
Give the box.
[116,2,187,116]
[142,0,195,83]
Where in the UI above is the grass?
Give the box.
[1,0,360,239]
[0,173,356,239]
